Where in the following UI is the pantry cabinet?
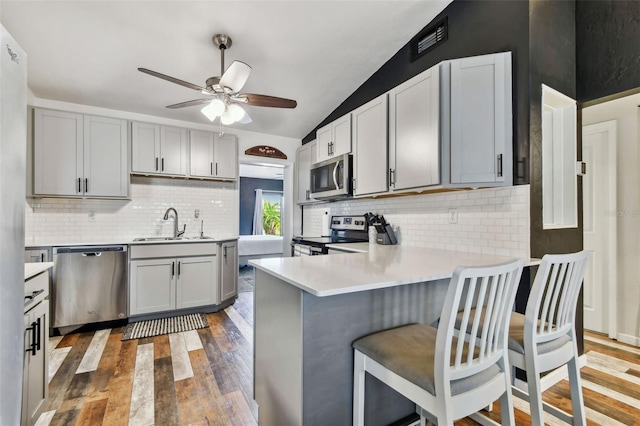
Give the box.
[190,130,238,180]
[33,109,128,198]
[131,122,188,176]
[441,52,512,187]
[316,113,351,163]
[296,140,319,204]
[388,65,440,191]
[352,94,388,196]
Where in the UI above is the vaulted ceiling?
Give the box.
[1,0,452,139]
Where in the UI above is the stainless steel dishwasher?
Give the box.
[52,245,127,331]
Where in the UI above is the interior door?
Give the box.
[582,121,617,335]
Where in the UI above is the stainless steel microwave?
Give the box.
[310,154,352,201]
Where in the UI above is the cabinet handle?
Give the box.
[211,162,213,176]
[177,261,181,276]
[389,168,395,186]
[171,261,175,277]
[84,178,88,193]
[215,163,218,175]
[26,321,37,356]
[40,253,44,262]
[35,317,41,352]
[155,157,159,171]
[497,154,503,177]
[77,178,81,193]
[306,189,310,200]
[224,245,227,258]
[161,158,165,172]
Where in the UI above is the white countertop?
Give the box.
[250,245,540,297]
[25,262,53,280]
[26,236,238,247]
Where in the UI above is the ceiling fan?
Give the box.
[138,34,297,125]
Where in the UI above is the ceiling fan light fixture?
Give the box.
[201,98,226,121]
[220,108,235,125]
[228,103,246,122]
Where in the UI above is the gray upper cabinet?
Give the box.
[189,130,238,180]
[352,94,388,196]
[316,113,351,163]
[33,109,128,198]
[296,140,319,205]
[131,122,187,176]
[441,52,512,187]
[388,65,440,191]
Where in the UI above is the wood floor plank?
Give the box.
[224,305,253,344]
[128,343,155,426]
[582,366,640,400]
[207,313,236,353]
[153,333,171,359]
[34,410,56,426]
[154,356,179,425]
[48,408,79,426]
[74,397,108,426]
[77,329,111,374]
[585,334,640,356]
[169,332,194,381]
[175,377,206,425]
[57,333,79,348]
[584,339,640,365]
[182,330,204,351]
[85,329,122,403]
[49,346,71,383]
[188,348,233,426]
[222,390,257,426]
[100,338,137,425]
[46,332,94,411]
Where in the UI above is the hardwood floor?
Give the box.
[39,292,640,426]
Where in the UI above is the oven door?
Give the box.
[310,154,352,200]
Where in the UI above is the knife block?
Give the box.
[375,224,397,245]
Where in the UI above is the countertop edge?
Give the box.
[25,262,53,280]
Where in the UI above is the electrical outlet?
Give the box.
[88,211,96,222]
[448,208,458,224]
[194,209,200,219]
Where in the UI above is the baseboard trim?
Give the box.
[616,332,640,347]
[514,354,587,392]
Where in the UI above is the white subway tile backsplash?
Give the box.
[303,185,530,258]
[25,177,238,244]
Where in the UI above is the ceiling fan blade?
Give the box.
[239,93,297,108]
[166,99,212,109]
[219,61,252,93]
[138,68,205,92]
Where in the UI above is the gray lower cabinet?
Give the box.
[129,243,218,316]
[22,298,48,426]
[219,240,238,301]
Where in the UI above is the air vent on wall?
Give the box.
[411,17,448,62]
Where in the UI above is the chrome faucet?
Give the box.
[163,207,186,238]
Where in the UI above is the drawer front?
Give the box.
[129,243,216,259]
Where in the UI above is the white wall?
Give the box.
[583,93,640,346]
[302,185,530,259]
[26,98,300,246]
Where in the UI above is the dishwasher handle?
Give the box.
[54,245,127,255]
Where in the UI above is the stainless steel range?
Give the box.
[291,215,369,256]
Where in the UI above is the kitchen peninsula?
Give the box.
[251,246,539,426]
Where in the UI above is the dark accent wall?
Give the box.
[576,0,640,104]
[302,0,531,184]
[239,177,283,235]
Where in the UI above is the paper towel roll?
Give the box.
[322,212,331,236]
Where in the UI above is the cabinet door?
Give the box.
[219,242,238,301]
[160,126,188,175]
[189,130,214,177]
[33,109,83,196]
[296,141,318,204]
[389,66,440,191]
[23,300,48,426]
[315,124,332,163]
[213,133,238,180]
[130,259,176,315]
[331,113,352,157]
[176,256,218,309]
[352,95,388,196]
[447,52,512,186]
[131,122,160,174]
[83,115,129,197]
